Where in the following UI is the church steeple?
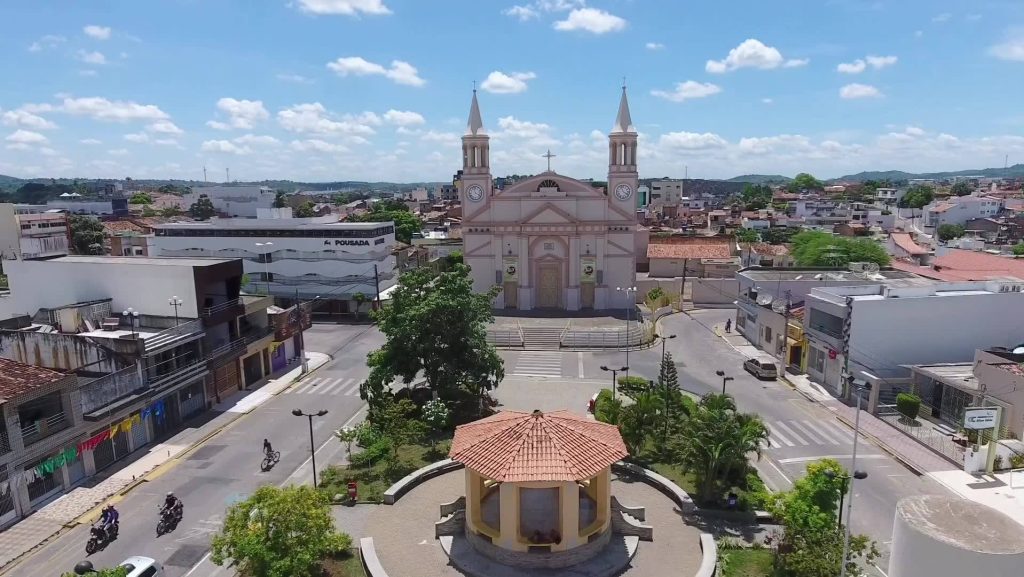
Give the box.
[462,88,490,180]
[611,84,635,134]
[466,89,485,136]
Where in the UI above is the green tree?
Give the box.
[294,201,316,218]
[141,205,158,217]
[61,567,128,577]
[735,228,760,243]
[421,399,450,449]
[335,424,361,456]
[210,485,351,577]
[788,173,823,192]
[790,230,890,267]
[899,185,934,210]
[950,181,972,196]
[68,214,106,255]
[351,292,367,320]
[618,388,663,455]
[761,226,801,245]
[1013,243,1024,256]
[350,201,423,243]
[740,184,774,210]
[616,375,650,400]
[189,194,216,220]
[161,205,183,217]
[669,393,769,503]
[129,192,153,205]
[444,250,464,269]
[273,190,288,208]
[936,223,966,242]
[362,264,504,421]
[593,389,623,425]
[370,395,427,471]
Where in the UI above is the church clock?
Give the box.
[614,183,633,201]
[467,184,484,202]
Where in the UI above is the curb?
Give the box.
[832,413,925,476]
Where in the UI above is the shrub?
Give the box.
[896,392,921,421]
[355,422,381,448]
[994,455,1005,471]
[1010,453,1024,469]
[349,437,392,468]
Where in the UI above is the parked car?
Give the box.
[743,358,778,380]
[120,556,164,577]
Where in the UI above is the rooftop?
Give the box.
[449,409,627,483]
[890,232,929,256]
[647,236,734,260]
[748,243,790,256]
[907,363,980,391]
[928,249,1024,282]
[48,255,234,267]
[153,217,390,230]
[738,267,921,282]
[0,358,68,402]
[896,495,1024,554]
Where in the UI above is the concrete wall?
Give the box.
[691,278,738,307]
[0,330,127,373]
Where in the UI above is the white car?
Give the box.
[120,556,164,577]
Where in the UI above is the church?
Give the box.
[459,88,638,311]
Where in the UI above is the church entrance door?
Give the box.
[537,264,561,309]
[580,283,595,309]
[504,282,518,309]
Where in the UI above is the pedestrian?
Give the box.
[724,318,732,333]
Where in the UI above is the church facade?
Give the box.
[459,88,638,311]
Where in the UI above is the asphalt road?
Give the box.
[8,323,381,577]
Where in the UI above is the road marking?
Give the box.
[778,454,888,464]
[765,458,793,485]
[284,406,366,486]
[871,563,890,577]
[183,552,212,577]
[771,421,809,446]
[578,352,585,378]
[319,377,349,395]
[292,377,322,394]
[341,379,362,396]
[803,419,847,445]
[790,420,838,445]
[824,420,857,442]
[769,426,794,447]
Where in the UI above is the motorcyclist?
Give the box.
[161,492,183,520]
[263,438,273,456]
[98,504,119,538]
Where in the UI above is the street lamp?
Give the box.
[168,296,183,326]
[292,408,329,487]
[599,365,628,399]
[715,370,734,395]
[655,332,677,363]
[255,242,273,294]
[121,307,139,338]
[616,286,637,380]
[823,468,868,531]
[839,379,872,577]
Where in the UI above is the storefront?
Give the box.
[0,466,17,527]
[179,381,205,419]
[242,352,265,386]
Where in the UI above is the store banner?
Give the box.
[580,257,597,284]
[502,257,519,283]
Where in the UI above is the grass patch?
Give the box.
[320,439,451,504]
[720,549,774,577]
[321,550,367,577]
[646,462,765,511]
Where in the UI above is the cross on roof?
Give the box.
[543,149,556,172]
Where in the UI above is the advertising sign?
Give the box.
[580,257,596,284]
[502,257,519,283]
[963,407,999,430]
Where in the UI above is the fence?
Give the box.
[486,329,523,348]
[879,413,966,465]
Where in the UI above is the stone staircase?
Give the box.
[520,324,567,350]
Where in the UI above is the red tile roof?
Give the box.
[647,236,734,260]
[890,233,929,256]
[930,202,955,213]
[930,249,1024,281]
[749,243,790,256]
[449,410,627,482]
[102,220,146,235]
[0,358,67,402]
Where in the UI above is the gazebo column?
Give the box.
[557,481,581,551]
[497,483,523,551]
[596,468,611,531]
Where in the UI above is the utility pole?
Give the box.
[679,258,688,308]
[373,264,381,310]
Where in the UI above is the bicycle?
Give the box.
[261,450,281,471]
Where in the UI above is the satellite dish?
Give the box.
[756,294,775,306]
[771,300,787,313]
[1013,346,1024,355]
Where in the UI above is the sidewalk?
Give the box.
[0,352,329,572]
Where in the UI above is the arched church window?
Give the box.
[538,179,559,191]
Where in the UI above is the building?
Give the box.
[887,232,930,264]
[0,204,69,261]
[801,279,1024,403]
[438,183,459,202]
[740,243,794,268]
[649,180,685,206]
[923,196,1003,229]
[889,248,1024,282]
[151,211,396,313]
[181,185,276,218]
[646,236,737,278]
[459,89,637,310]
[875,188,905,206]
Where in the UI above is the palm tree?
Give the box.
[670,393,769,504]
[618,390,663,456]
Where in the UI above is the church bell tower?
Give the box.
[607,85,638,218]
[461,89,491,211]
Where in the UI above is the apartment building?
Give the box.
[0,204,69,261]
[151,211,397,314]
[181,185,277,218]
[923,196,1003,229]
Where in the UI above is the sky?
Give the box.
[2,0,1024,183]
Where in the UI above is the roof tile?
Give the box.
[0,359,67,402]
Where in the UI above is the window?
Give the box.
[808,347,826,374]
[764,326,773,344]
[138,567,158,577]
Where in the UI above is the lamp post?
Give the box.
[255,242,273,294]
[824,468,868,532]
[121,307,139,338]
[296,295,319,374]
[599,365,628,399]
[168,296,183,326]
[292,408,329,487]
[715,370,734,395]
[839,378,871,577]
[616,286,637,380]
[655,332,677,364]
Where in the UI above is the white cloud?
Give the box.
[503,5,539,20]
[153,139,181,147]
[783,58,809,68]
[290,139,348,153]
[496,116,552,139]
[123,132,149,143]
[840,55,898,73]
[210,98,269,130]
[915,30,924,38]
[83,25,111,40]
[345,111,382,126]
[5,130,48,144]
[761,98,774,104]
[990,34,1024,62]
[839,83,883,99]
[200,140,251,155]
[276,73,313,84]
[553,8,627,34]
[326,56,425,86]
[658,131,728,150]
[147,120,183,135]
[28,35,65,52]
[79,69,98,77]
[294,0,391,15]
[966,13,982,22]
[706,39,806,73]
[107,148,129,156]
[480,71,537,94]
[79,138,102,145]
[645,42,665,51]
[865,55,898,69]
[38,147,58,156]
[234,134,281,146]
[2,110,57,130]
[650,80,722,102]
[739,134,813,155]
[59,97,170,121]
[904,125,926,136]
[277,102,377,136]
[76,50,107,65]
[421,130,459,143]
[5,143,31,151]
[382,109,425,126]
[932,12,951,23]
[837,59,866,74]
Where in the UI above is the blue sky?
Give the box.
[2,0,1023,183]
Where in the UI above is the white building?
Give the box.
[649,180,685,206]
[802,279,1024,404]
[0,204,69,261]
[151,211,396,313]
[875,188,904,206]
[459,88,637,310]
[182,185,277,218]
[923,196,1003,229]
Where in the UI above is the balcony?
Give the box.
[20,412,69,446]
[207,337,247,367]
[241,294,274,315]
[141,318,205,356]
[242,325,275,346]
[202,297,245,327]
[203,297,242,318]
[149,359,208,392]
[808,323,843,340]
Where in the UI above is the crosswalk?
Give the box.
[766,419,856,448]
[510,352,563,378]
[287,376,362,396]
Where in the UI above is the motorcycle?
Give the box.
[85,521,118,554]
[156,503,183,536]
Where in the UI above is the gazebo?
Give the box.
[446,409,630,568]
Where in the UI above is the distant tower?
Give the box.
[607,84,639,217]
[460,89,492,213]
[226,168,230,183]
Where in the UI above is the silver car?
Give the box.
[743,358,778,380]
[120,556,164,577]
